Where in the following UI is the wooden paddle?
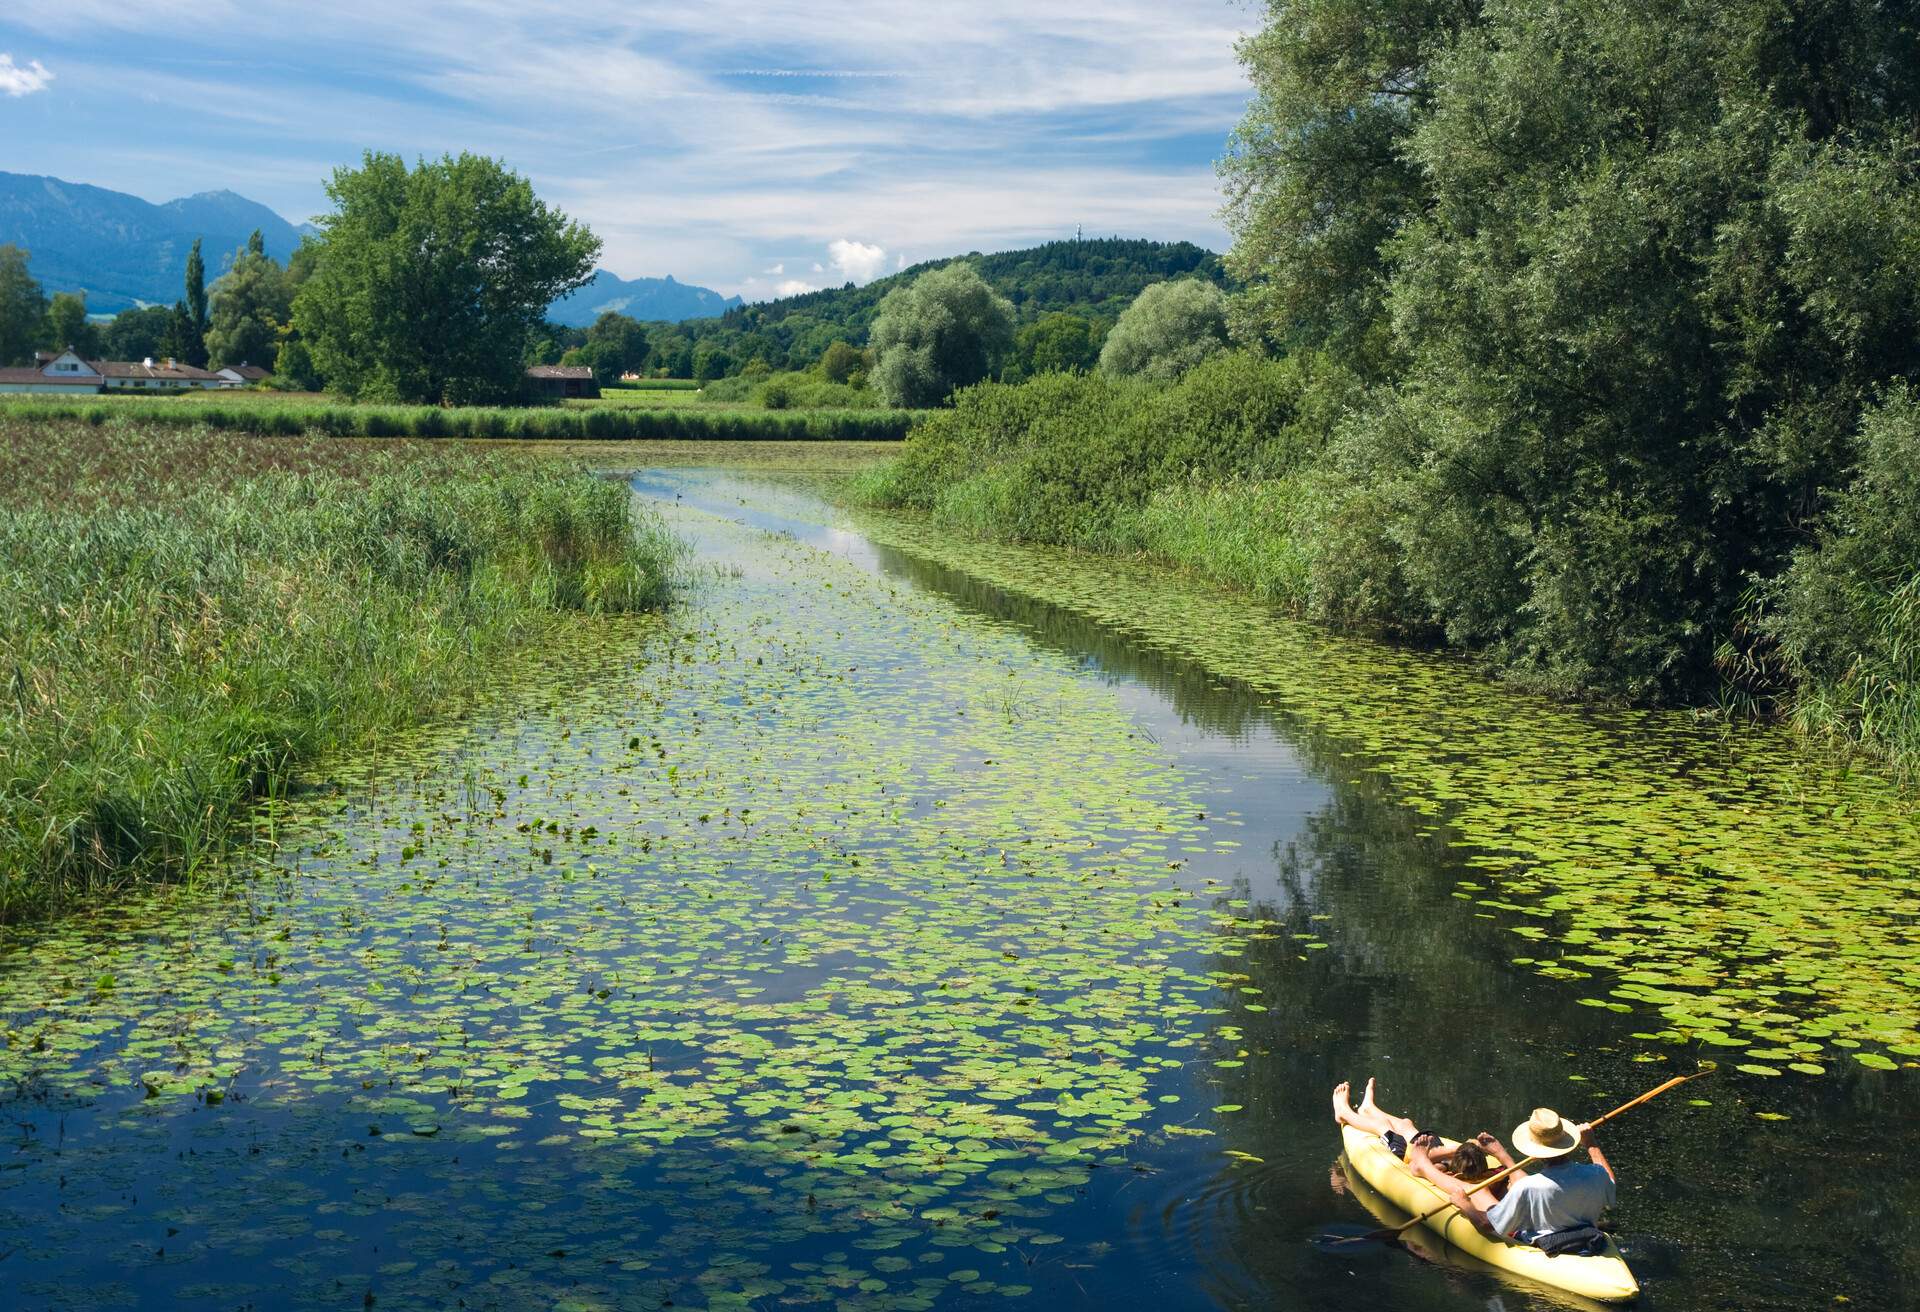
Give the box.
[1333,1065,1714,1247]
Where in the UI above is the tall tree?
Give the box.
[247,228,265,258]
[869,263,1015,407]
[1009,314,1101,380]
[577,310,649,380]
[183,238,210,367]
[102,305,173,363]
[207,245,292,368]
[43,292,98,358]
[1098,280,1230,381]
[292,151,600,404]
[0,245,47,367]
[1223,0,1920,698]
[157,302,194,366]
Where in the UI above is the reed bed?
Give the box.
[0,418,678,922]
[0,396,919,441]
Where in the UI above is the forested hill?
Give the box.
[673,238,1225,370]
[739,239,1221,328]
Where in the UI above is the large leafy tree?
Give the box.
[207,245,293,369]
[1009,313,1101,380]
[1224,0,1920,698]
[869,263,1015,407]
[1097,280,1229,382]
[102,305,172,363]
[293,152,600,404]
[0,245,47,366]
[43,291,98,358]
[564,310,649,381]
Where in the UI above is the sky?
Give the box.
[0,2,1254,300]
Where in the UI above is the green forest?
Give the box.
[539,237,1228,387]
[857,0,1920,772]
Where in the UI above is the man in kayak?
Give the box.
[1407,1106,1616,1246]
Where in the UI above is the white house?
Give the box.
[0,349,105,394]
[0,349,233,393]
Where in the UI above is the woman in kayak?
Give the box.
[1332,1080,1507,1204]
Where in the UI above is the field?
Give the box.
[0,417,679,921]
[0,394,921,440]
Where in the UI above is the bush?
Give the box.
[1761,387,1920,768]
[854,349,1342,550]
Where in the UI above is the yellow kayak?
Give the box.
[1339,1124,1640,1303]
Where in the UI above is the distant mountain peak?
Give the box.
[0,171,306,312]
[548,268,743,327]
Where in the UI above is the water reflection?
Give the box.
[726,473,1920,1312]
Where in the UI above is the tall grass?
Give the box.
[0,396,920,441]
[0,419,679,922]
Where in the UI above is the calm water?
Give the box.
[1,469,1914,1312]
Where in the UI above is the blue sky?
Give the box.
[0,3,1254,299]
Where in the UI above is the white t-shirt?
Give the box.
[1486,1161,1615,1239]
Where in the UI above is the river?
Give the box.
[1,466,1914,1311]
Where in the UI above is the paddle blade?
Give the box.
[1309,1223,1400,1253]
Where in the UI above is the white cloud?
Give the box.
[828,239,887,284]
[0,54,55,98]
[773,278,817,297]
[0,0,1253,294]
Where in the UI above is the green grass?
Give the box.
[602,378,704,391]
[0,418,680,922]
[0,395,921,441]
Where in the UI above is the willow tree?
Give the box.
[1221,0,1920,699]
[869,263,1014,408]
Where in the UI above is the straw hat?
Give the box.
[1512,1107,1582,1159]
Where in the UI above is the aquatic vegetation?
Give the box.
[0,505,1240,1309]
[844,509,1920,1071]
[0,420,676,920]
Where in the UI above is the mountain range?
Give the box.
[0,172,310,314]
[0,172,739,324]
[548,269,742,328]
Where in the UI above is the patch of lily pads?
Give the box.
[846,509,1920,1072]
[0,501,1241,1309]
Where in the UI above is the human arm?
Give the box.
[1577,1124,1616,1183]
[1475,1131,1526,1182]
[1407,1140,1499,1237]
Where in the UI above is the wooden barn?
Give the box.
[525,364,598,400]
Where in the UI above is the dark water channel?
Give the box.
[1,469,1914,1312]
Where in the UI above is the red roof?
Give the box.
[96,361,224,381]
[0,368,100,386]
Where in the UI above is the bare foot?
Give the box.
[1360,1077,1380,1114]
[1332,1080,1353,1124]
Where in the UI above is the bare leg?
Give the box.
[1333,1081,1405,1138]
[1357,1078,1420,1139]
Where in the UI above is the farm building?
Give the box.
[526,364,598,400]
[0,349,233,393]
